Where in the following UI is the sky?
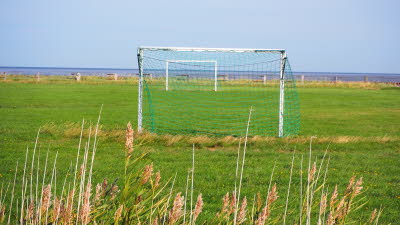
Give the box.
[0,0,399,73]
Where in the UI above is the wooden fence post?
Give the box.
[36,72,40,81]
[364,76,368,82]
[301,75,304,84]
[3,72,6,80]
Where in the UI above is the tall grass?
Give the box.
[0,109,382,224]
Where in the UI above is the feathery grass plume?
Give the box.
[80,182,92,225]
[256,184,278,225]
[53,196,61,222]
[256,192,262,211]
[193,194,203,223]
[141,163,154,185]
[267,184,278,204]
[95,183,103,203]
[230,191,237,216]
[152,218,159,225]
[345,176,356,194]
[218,192,230,219]
[155,171,161,189]
[114,204,124,223]
[326,212,334,225]
[63,188,75,224]
[110,184,119,200]
[237,196,247,224]
[125,122,134,158]
[353,177,363,197]
[317,193,327,225]
[330,185,338,208]
[25,199,35,222]
[41,184,52,214]
[101,179,108,191]
[336,198,347,220]
[308,162,317,182]
[169,192,184,224]
[369,208,377,223]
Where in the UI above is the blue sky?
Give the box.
[0,0,399,73]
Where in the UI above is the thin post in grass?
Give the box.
[35,148,40,212]
[235,106,253,225]
[162,172,177,225]
[29,129,40,211]
[69,118,85,220]
[299,154,303,225]
[38,148,50,222]
[0,181,11,208]
[183,170,190,224]
[283,151,295,225]
[265,162,276,206]
[20,146,29,224]
[306,136,316,225]
[189,144,195,225]
[233,137,242,224]
[46,151,58,225]
[7,162,18,225]
[88,106,103,185]
[77,133,91,225]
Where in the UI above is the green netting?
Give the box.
[138,48,300,137]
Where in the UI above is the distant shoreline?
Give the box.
[0,66,399,76]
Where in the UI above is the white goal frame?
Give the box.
[137,46,287,137]
[165,60,218,91]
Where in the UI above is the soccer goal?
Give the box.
[137,46,300,137]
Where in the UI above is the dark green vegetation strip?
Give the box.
[0,82,399,223]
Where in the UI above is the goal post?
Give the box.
[137,46,300,137]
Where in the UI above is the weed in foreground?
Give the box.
[0,109,382,224]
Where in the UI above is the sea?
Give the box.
[1,66,400,83]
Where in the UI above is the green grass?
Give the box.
[0,80,399,223]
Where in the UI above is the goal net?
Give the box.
[137,47,300,137]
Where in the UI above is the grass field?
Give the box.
[0,78,399,223]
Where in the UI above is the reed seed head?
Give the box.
[41,184,52,214]
[237,196,247,224]
[369,208,377,223]
[125,122,134,158]
[169,192,184,224]
[193,194,203,222]
[155,171,161,188]
[141,163,153,185]
[114,204,123,222]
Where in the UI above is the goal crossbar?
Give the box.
[138,46,285,53]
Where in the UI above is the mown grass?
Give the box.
[0,77,399,223]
